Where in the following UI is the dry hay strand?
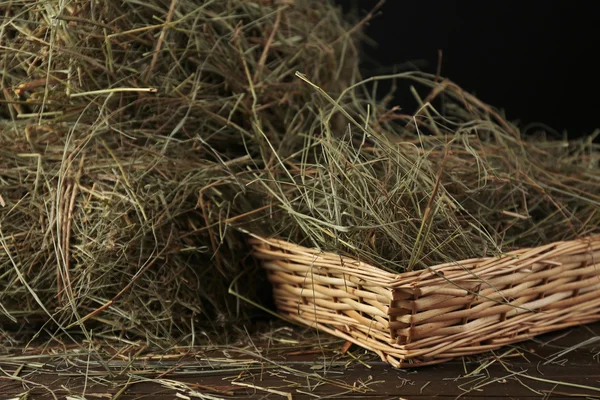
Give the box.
[0,0,360,344]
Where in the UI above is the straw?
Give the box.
[1,0,598,349]
[243,71,600,272]
[0,0,360,343]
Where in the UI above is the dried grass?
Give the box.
[0,0,598,355]
[0,0,359,343]
[246,71,600,272]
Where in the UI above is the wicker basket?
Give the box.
[249,235,600,367]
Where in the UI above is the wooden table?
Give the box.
[1,322,599,399]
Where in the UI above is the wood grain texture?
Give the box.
[1,322,599,399]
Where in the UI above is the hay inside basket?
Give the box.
[250,234,600,367]
[237,70,599,366]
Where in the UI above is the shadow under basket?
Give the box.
[249,235,600,367]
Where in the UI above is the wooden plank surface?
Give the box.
[1,322,599,399]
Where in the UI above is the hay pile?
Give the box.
[1,0,599,347]
[0,0,359,343]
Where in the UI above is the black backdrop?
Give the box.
[334,0,599,139]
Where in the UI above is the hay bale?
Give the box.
[0,0,359,342]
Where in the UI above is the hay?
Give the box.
[0,0,360,343]
[0,0,598,348]
[244,72,600,272]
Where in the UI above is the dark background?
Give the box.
[335,0,599,139]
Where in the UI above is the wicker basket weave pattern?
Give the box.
[250,235,600,367]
